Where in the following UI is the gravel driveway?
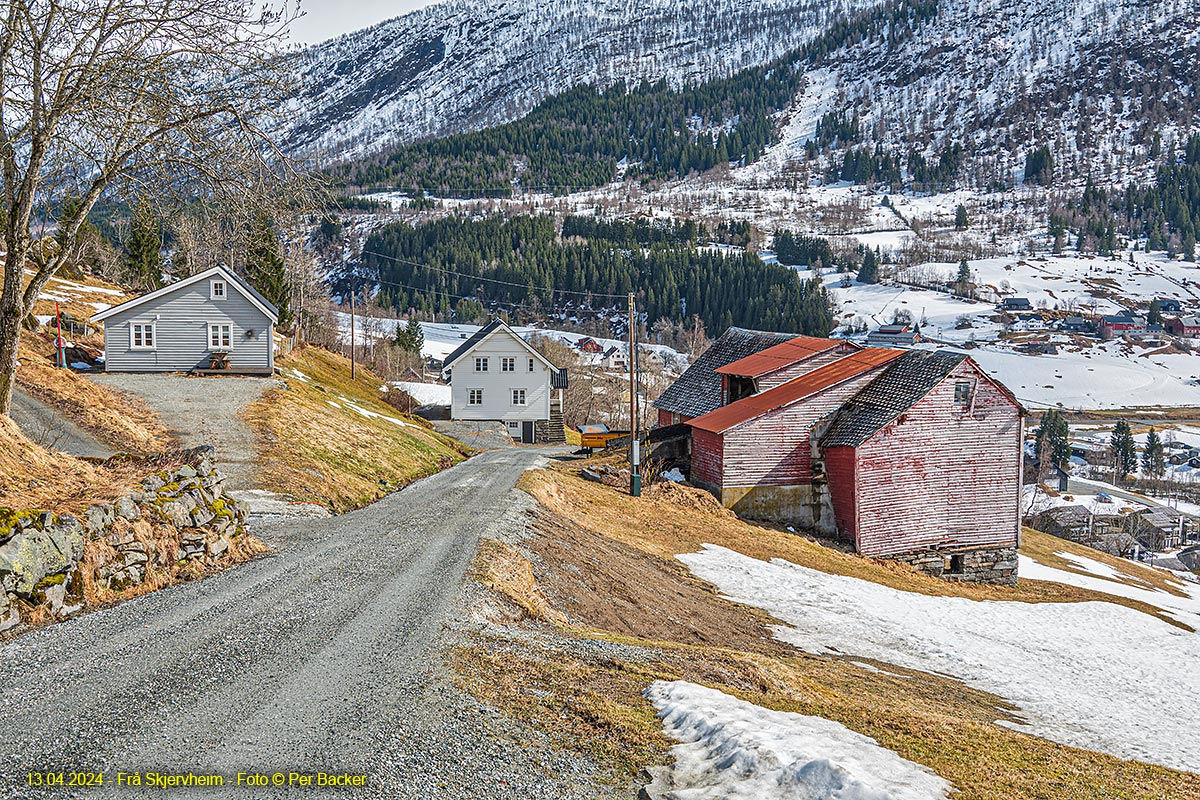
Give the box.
[88,373,279,489]
[0,448,616,800]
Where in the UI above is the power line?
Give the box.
[358,248,634,300]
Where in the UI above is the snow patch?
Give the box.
[645,681,952,800]
[678,544,1200,773]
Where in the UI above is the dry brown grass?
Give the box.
[451,467,1200,799]
[1021,525,1194,598]
[16,330,169,454]
[244,345,467,511]
[0,417,150,512]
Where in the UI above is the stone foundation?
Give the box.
[886,545,1019,586]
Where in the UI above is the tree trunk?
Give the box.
[0,248,31,416]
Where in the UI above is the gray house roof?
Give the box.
[820,351,971,447]
[653,327,796,418]
[440,318,562,384]
[442,318,504,369]
[91,266,279,324]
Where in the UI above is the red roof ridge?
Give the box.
[688,348,906,434]
[715,335,852,378]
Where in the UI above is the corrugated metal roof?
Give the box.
[653,327,797,418]
[820,350,971,448]
[687,348,905,434]
[715,336,849,378]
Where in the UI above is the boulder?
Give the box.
[179,445,216,469]
[177,464,197,479]
[156,501,191,528]
[41,579,82,619]
[207,537,229,559]
[114,495,141,521]
[83,503,116,539]
[0,519,84,597]
[142,474,166,492]
[0,596,19,632]
[190,507,216,528]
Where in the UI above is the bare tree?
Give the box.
[0,0,312,414]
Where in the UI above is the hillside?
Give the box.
[453,464,1200,797]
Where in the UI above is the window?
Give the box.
[528,357,536,372]
[511,389,527,406]
[501,357,515,372]
[468,389,483,406]
[954,381,972,406]
[209,323,232,350]
[475,356,489,372]
[210,280,226,300]
[130,322,156,350]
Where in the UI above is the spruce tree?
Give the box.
[954,203,969,230]
[1035,409,1070,467]
[1142,428,1166,478]
[857,248,879,284]
[1147,301,1162,325]
[245,214,293,330]
[1110,420,1137,480]
[124,200,163,291]
[395,318,424,353]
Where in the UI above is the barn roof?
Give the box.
[819,350,972,448]
[715,336,851,378]
[653,327,796,418]
[687,348,905,434]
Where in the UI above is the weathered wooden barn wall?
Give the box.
[849,361,1022,558]
[754,346,857,391]
[822,446,857,543]
[689,428,724,489]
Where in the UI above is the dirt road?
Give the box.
[0,447,609,799]
[10,389,114,459]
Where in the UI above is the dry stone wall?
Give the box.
[0,446,251,633]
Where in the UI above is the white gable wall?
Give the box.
[449,329,551,426]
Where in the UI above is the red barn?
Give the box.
[1166,315,1200,337]
[652,328,854,427]
[681,347,1024,584]
[688,348,904,528]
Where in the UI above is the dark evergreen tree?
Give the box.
[1142,428,1166,478]
[245,214,293,331]
[1035,409,1071,467]
[124,200,163,291]
[395,317,425,353]
[857,247,879,284]
[954,203,969,230]
[1147,301,1162,325]
[1110,420,1137,480]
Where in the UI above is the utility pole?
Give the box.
[350,287,356,381]
[55,301,64,368]
[628,292,641,497]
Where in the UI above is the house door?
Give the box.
[521,421,535,443]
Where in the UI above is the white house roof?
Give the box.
[441,318,558,376]
[90,266,279,324]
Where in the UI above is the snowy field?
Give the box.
[645,681,951,800]
[678,545,1200,774]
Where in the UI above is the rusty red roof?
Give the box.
[715,336,851,378]
[687,348,907,434]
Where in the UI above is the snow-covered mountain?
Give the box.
[283,0,883,158]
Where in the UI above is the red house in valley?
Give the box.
[1166,315,1200,337]
[667,331,1025,584]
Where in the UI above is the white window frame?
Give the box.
[475,356,489,372]
[511,388,527,406]
[953,380,972,406]
[129,321,157,350]
[501,356,515,372]
[468,388,484,406]
[528,357,536,372]
[208,322,233,351]
[210,279,226,300]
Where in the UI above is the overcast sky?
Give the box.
[289,0,440,45]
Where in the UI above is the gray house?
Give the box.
[91,266,278,374]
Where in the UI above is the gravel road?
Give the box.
[0,447,612,800]
[10,389,114,459]
[87,374,279,489]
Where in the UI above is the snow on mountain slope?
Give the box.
[678,544,1200,774]
[283,0,884,157]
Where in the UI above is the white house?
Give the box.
[441,319,567,443]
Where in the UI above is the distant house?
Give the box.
[1058,316,1094,334]
[441,319,567,443]
[652,327,796,427]
[678,342,1024,584]
[1132,508,1188,551]
[1155,298,1184,314]
[600,346,628,370]
[1099,314,1146,338]
[1166,315,1200,337]
[575,336,605,355]
[90,266,278,375]
[1000,297,1033,312]
[866,324,919,347]
[1009,314,1048,332]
